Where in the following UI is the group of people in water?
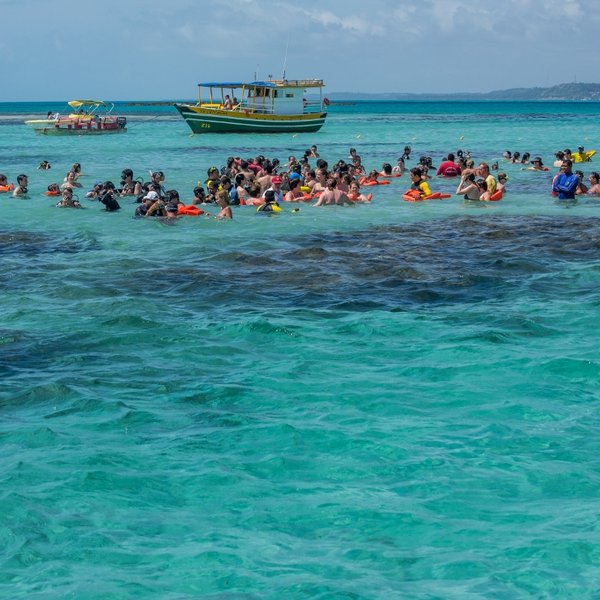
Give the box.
[1,142,599,216]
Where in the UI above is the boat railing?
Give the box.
[270,79,324,88]
[303,100,325,114]
[198,100,326,115]
[201,102,276,115]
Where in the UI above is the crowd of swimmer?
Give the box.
[1,143,599,215]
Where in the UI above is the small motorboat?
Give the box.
[25,100,127,135]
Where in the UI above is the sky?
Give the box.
[1,0,599,101]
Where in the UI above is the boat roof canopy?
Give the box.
[197,80,324,89]
[68,100,107,108]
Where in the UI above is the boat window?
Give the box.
[286,93,294,98]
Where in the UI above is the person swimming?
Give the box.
[257,189,281,213]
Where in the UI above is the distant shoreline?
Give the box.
[125,82,600,103]
[325,83,600,102]
[2,83,600,104]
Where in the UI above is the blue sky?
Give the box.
[1,0,598,101]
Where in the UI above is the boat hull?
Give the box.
[30,126,127,136]
[174,104,327,133]
[25,115,127,136]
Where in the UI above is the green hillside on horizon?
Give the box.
[330,82,600,101]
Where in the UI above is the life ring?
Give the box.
[0,184,15,192]
[489,190,503,201]
[302,193,314,201]
[323,97,331,106]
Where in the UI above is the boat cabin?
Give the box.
[195,79,327,116]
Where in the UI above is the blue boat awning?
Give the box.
[197,81,278,88]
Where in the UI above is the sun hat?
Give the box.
[271,176,282,184]
[144,191,159,201]
[288,172,301,181]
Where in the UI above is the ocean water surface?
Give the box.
[2,100,600,598]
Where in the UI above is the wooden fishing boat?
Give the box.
[174,79,329,134]
[25,100,127,135]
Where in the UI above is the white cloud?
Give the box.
[2,0,600,99]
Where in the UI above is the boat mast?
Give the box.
[282,37,289,80]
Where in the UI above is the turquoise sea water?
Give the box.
[2,100,600,599]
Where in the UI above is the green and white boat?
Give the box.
[174,79,329,134]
